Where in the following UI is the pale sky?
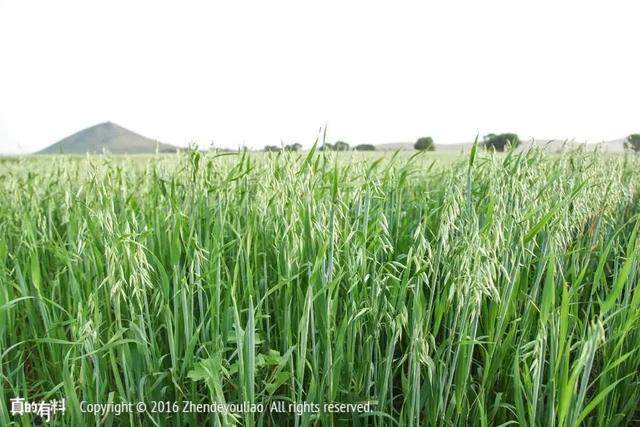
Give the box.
[0,0,639,154]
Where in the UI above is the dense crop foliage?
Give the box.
[1,149,640,425]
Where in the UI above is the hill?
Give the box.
[37,122,180,154]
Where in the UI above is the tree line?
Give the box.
[265,135,523,152]
[264,141,376,152]
[264,133,640,152]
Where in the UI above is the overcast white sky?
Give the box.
[0,0,639,153]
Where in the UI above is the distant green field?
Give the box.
[1,149,639,425]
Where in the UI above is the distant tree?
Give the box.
[624,134,640,152]
[319,143,334,151]
[334,141,350,151]
[414,137,435,151]
[354,144,376,151]
[483,133,520,152]
[264,145,281,152]
[284,143,302,152]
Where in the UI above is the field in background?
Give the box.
[1,149,640,425]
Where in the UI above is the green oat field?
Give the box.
[1,148,640,425]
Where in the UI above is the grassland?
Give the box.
[1,148,639,425]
